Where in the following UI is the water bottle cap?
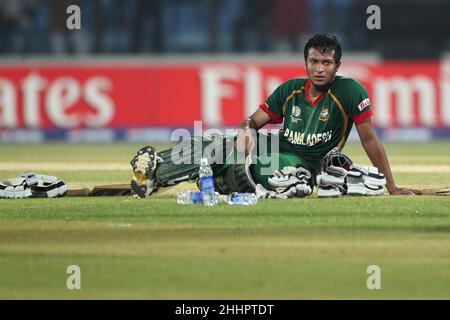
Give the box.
[200,158,208,165]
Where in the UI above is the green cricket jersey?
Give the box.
[259,75,373,168]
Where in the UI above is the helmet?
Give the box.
[319,147,353,173]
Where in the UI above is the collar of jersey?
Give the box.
[304,80,328,107]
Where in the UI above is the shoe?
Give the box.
[130,146,162,198]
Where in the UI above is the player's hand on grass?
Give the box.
[388,186,418,195]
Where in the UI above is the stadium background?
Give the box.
[1,0,450,300]
[1,0,450,142]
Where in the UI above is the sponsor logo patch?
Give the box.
[291,105,301,118]
[358,98,370,111]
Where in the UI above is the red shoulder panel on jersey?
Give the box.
[259,103,283,124]
[352,108,373,125]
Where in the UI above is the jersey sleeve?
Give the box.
[344,79,373,126]
[259,81,292,124]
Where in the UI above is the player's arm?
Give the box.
[356,118,417,195]
[239,108,272,130]
[236,108,272,155]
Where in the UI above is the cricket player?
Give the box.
[130,34,417,198]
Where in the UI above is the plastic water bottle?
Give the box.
[226,192,258,205]
[199,157,216,206]
[177,191,203,205]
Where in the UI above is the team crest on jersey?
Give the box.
[319,106,329,121]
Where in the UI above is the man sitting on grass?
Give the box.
[130,34,418,198]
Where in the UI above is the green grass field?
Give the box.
[0,142,449,299]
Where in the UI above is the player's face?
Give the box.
[305,48,340,89]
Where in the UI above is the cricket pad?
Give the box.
[155,135,235,187]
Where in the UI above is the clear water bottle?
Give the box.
[199,157,216,206]
[215,192,228,203]
[227,192,258,205]
[177,191,203,205]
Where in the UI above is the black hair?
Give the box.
[304,34,342,64]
